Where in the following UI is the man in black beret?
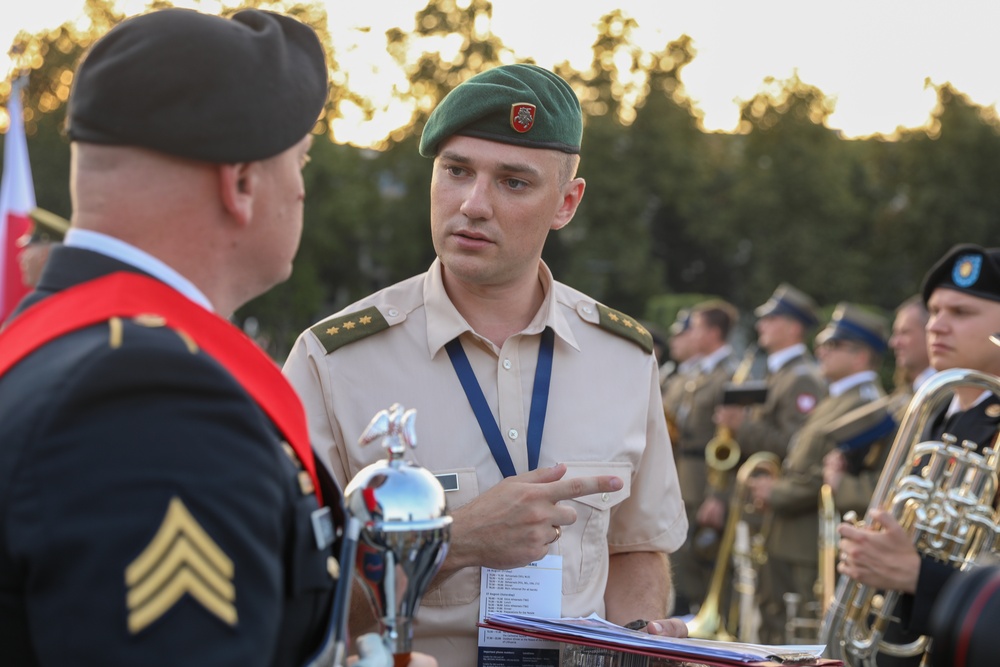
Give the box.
[834,244,1000,666]
[0,9,434,667]
[284,64,689,667]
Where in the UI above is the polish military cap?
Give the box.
[669,309,692,336]
[921,244,1000,305]
[815,302,889,353]
[419,63,583,157]
[754,283,819,328]
[67,8,328,163]
[17,208,70,247]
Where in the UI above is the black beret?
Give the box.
[67,8,328,163]
[921,244,1000,305]
[419,63,582,157]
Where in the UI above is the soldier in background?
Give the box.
[668,300,740,615]
[750,303,889,643]
[823,295,932,517]
[715,283,827,462]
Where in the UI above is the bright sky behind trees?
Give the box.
[3,0,999,146]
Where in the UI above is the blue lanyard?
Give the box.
[445,327,554,478]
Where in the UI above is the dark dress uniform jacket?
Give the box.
[0,247,339,666]
[737,350,827,459]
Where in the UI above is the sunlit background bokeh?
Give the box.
[3,0,999,146]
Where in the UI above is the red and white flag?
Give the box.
[0,77,35,322]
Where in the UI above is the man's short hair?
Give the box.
[692,299,738,340]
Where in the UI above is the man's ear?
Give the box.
[218,162,256,226]
[551,177,585,231]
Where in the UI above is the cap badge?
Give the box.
[953,254,982,288]
[510,103,536,133]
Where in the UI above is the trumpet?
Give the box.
[820,368,1000,667]
[784,484,840,644]
[687,451,781,640]
[705,345,761,492]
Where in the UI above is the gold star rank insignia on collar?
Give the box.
[125,497,236,634]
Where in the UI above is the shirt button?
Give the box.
[503,359,512,370]
[602,492,610,502]
[387,308,399,317]
[583,306,593,314]
[508,429,519,440]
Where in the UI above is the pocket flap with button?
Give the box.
[561,461,631,510]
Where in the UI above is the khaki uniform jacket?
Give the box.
[737,352,826,459]
[675,352,738,509]
[831,386,913,517]
[768,377,885,564]
[283,259,687,667]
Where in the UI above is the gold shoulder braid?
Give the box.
[595,304,653,354]
[309,306,389,354]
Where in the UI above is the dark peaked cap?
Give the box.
[67,9,328,163]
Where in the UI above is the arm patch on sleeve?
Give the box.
[309,306,389,354]
[596,304,653,354]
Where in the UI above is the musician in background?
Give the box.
[837,244,1000,665]
[668,300,740,615]
[823,296,932,517]
[715,283,826,463]
[17,208,69,289]
[750,303,888,644]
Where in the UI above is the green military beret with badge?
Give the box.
[419,63,583,157]
[921,243,1000,305]
[67,8,328,163]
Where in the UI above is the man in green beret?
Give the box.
[285,64,688,666]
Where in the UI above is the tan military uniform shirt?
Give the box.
[283,259,687,667]
[737,346,827,459]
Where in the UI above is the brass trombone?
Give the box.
[687,451,781,640]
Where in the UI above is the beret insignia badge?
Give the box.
[510,103,536,133]
[953,254,982,287]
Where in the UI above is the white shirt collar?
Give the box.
[699,344,733,373]
[767,343,807,374]
[944,390,993,418]
[829,370,878,397]
[65,229,214,312]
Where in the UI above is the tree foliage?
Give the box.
[3,0,1000,357]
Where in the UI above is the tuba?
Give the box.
[687,451,781,640]
[821,368,1000,667]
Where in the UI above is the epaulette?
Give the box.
[594,304,653,354]
[310,306,389,354]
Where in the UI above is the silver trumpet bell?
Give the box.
[344,404,452,661]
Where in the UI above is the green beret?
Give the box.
[921,244,1000,305]
[419,63,582,157]
[67,9,328,163]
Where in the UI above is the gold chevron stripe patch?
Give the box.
[125,497,237,634]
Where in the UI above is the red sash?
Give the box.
[0,272,322,505]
